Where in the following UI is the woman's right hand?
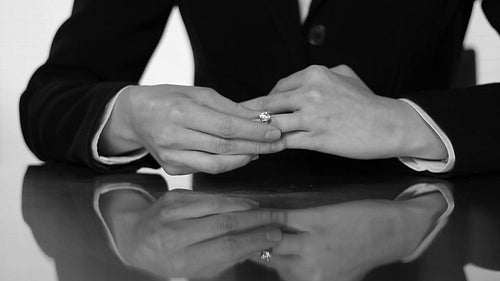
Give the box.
[99,85,285,174]
[102,189,286,278]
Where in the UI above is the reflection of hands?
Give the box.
[102,190,286,278]
[99,85,285,175]
[255,193,447,281]
[242,65,446,161]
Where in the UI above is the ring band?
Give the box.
[259,112,272,124]
[259,248,272,262]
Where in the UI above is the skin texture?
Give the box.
[102,188,446,280]
[101,189,287,278]
[98,85,285,175]
[242,65,448,161]
[252,192,447,281]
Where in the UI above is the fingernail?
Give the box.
[252,155,259,161]
[265,130,281,140]
[266,229,282,242]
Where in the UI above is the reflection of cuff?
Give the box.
[91,85,148,165]
[398,99,455,173]
[93,184,154,266]
[395,183,455,263]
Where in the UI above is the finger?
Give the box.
[281,131,312,150]
[240,91,300,113]
[269,114,305,133]
[272,233,308,255]
[270,65,332,95]
[145,144,199,175]
[149,143,255,175]
[159,149,256,175]
[188,87,260,119]
[178,208,289,244]
[269,69,308,94]
[169,128,285,155]
[330,64,357,78]
[182,103,282,141]
[157,191,261,220]
[184,228,282,266]
[141,143,196,175]
[163,163,198,175]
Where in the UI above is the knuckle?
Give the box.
[255,209,287,225]
[217,118,235,137]
[207,197,221,211]
[166,101,187,122]
[336,64,352,72]
[306,65,328,80]
[305,88,324,103]
[258,141,284,153]
[270,210,287,225]
[274,78,286,90]
[216,214,238,233]
[336,64,349,70]
[214,138,235,154]
[255,210,271,224]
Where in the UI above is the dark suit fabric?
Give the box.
[20,0,500,178]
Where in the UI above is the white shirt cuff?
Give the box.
[395,182,455,263]
[93,184,155,267]
[91,86,148,165]
[398,99,456,173]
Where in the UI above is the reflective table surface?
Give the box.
[5,162,499,281]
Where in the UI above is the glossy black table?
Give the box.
[17,163,500,281]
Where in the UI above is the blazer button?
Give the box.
[308,24,326,46]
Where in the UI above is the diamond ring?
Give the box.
[259,112,272,124]
[259,248,272,262]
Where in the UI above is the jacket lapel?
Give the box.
[266,0,307,69]
[304,0,327,25]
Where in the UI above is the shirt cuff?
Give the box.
[397,99,456,173]
[93,184,155,267]
[91,86,148,165]
[395,182,455,263]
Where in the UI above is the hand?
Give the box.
[101,189,287,278]
[99,85,285,175]
[242,65,447,160]
[253,192,447,281]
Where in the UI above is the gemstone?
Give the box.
[259,112,271,123]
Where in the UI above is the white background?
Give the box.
[0,1,499,280]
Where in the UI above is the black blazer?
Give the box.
[20,0,500,178]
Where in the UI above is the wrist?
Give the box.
[395,100,447,160]
[98,86,143,156]
[394,193,447,259]
[101,190,151,262]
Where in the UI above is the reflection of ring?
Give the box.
[259,248,272,262]
[259,112,272,124]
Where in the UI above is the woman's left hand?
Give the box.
[242,65,446,160]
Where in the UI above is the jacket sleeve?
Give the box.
[398,0,500,176]
[20,0,173,172]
